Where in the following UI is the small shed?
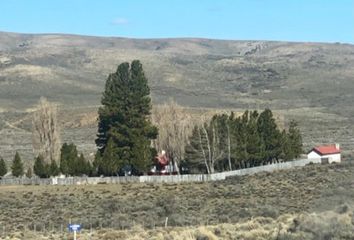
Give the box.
[307,144,341,163]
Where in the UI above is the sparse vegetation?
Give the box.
[0,161,354,239]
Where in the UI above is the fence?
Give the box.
[0,158,321,186]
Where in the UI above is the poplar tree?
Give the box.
[96,60,158,175]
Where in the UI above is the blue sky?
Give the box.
[0,0,353,43]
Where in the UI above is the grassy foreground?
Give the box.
[4,207,354,240]
[1,161,354,239]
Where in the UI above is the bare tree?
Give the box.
[200,116,225,174]
[226,123,232,171]
[152,100,195,174]
[32,97,61,164]
[187,114,226,174]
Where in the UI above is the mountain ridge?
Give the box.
[3,30,353,44]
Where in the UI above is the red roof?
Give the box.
[312,145,341,155]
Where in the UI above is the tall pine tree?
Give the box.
[287,120,303,159]
[257,109,282,163]
[96,60,157,175]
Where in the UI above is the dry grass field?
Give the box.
[1,161,354,239]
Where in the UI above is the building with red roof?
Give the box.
[307,143,341,163]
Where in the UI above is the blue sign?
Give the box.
[68,224,81,232]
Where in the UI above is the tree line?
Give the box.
[185,109,302,174]
[0,143,92,178]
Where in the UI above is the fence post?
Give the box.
[165,217,168,227]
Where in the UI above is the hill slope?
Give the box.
[0,31,353,160]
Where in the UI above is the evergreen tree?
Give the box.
[100,138,121,176]
[279,130,292,161]
[185,125,210,173]
[50,160,60,176]
[0,157,7,177]
[11,152,24,177]
[232,111,249,169]
[96,60,158,175]
[76,153,90,176]
[60,143,79,176]
[245,111,265,167]
[34,155,48,178]
[92,151,102,176]
[85,158,93,176]
[60,143,70,175]
[287,120,303,159]
[257,109,282,163]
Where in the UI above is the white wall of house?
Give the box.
[307,151,341,163]
[307,151,321,159]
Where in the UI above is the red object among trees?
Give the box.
[156,151,169,166]
[149,150,177,175]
